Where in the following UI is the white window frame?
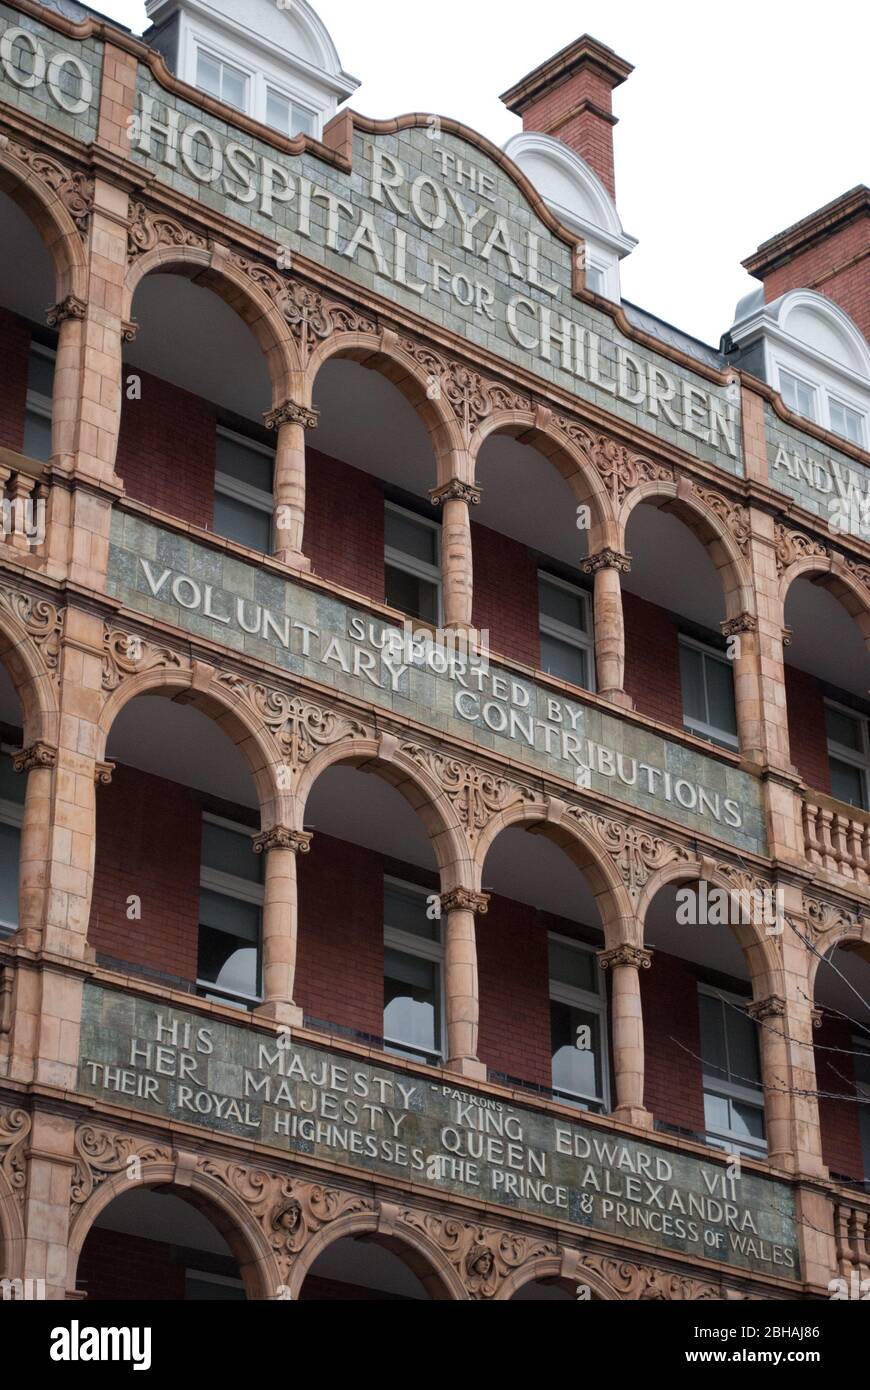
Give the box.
[24,343,55,459]
[538,572,596,692]
[194,39,252,112]
[777,366,818,422]
[828,394,867,449]
[265,83,318,140]
[548,932,610,1112]
[698,985,767,1158]
[383,875,444,1064]
[198,812,264,1007]
[825,698,870,811]
[214,426,275,551]
[384,502,443,625]
[679,635,738,750]
[0,742,23,937]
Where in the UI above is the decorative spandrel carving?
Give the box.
[397,1208,557,1299]
[0,587,63,675]
[282,280,376,364]
[0,1105,31,1203]
[1,136,93,236]
[127,200,209,258]
[582,1253,723,1301]
[402,743,538,841]
[566,805,691,903]
[774,522,829,576]
[398,336,531,439]
[69,1125,174,1219]
[102,625,186,691]
[214,675,370,776]
[692,484,751,559]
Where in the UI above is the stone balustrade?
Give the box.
[803,793,870,885]
[834,1194,870,1284]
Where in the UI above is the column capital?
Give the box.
[441,887,489,915]
[94,760,115,786]
[598,944,652,971]
[253,827,312,855]
[264,400,320,431]
[121,320,139,343]
[429,479,481,507]
[721,613,758,637]
[581,548,631,575]
[13,741,57,773]
[747,994,787,1021]
[46,294,87,327]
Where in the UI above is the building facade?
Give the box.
[0,0,868,1302]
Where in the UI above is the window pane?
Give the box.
[679,644,706,725]
[703,1090,731,1136]
[266,88,291,134]
[704,653,737,738]
[540,633,587,687]
[221,64,247,111]
[539,579,586,632]
[213,493,272,553]
[0,753,24,807]
[201,821,261,883]
[549,939,595,993]
[830,399,864,446]
[27,350,55,399]
[825,705,862,751]
[23,409,52,462]
[384,564,438,623]
[198,891,260,999]
[780,370,815,420]
[829,757,866,810]
[551,1002,601,1102]
[385,510,437,566]
[0,821,20,932]
[291,106,316,137]
[384,947,438,1055]
[726,1006,762,1087]
[196,50,222,98]
[731,1099,766,1142]
[384,883,438,941]
[699,993,728,1080]
[216,435,274,494]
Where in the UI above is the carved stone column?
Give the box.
[746,995,794,1171]
[253,826,311,1027]
[430,480,480,631]
[441,887,489,1080]
[581,549,632,708]
[598,944,653,1128]
[265,400,319,571]
[13,741,58,950]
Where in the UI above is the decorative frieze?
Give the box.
[397,1208,557,1299]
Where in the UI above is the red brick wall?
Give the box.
[519,67,618,196]
[296,831,385,1036]
[0,308,31,453]
[78,1227,186,1301]
[622,590,684,727]
[304,448,385,603]
[90,764,201,982]
[477,896,551,1085]
[815,1013,864,1181]
[641,954,706,1133]
[116,370,216,528]
[785,664,832,794]
[762,215,870,340]
[472,522,540,668]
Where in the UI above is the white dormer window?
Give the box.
[778,368,817,422]
[196,45,249,111]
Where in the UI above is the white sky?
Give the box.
[98,0,869,347]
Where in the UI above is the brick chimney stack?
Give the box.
[500,34,633,200]
[743,186,870,341]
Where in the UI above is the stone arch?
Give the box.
[636,858,783,995]
[67,1162,281,1301]
[123,244,304,409]
[305,330,468,486]
[474,800,636,948]
[0,591,60,747]
[497,1253,620,1301]
[0,140,89,304]
[97,662,291,832]
[779,555,870,647]
[286,1208,467,1300]
[293,736,474,889]
[619,479,754,620]
[470,409,616,551]
[807,916,870,997]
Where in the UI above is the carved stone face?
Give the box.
[468,1245,494,1278]
[274,1200,302,1235]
